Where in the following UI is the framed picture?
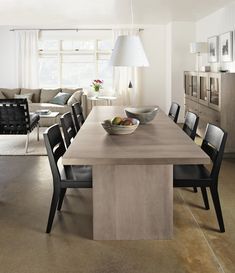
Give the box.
[220,31,233,62]
[208,36,218,63]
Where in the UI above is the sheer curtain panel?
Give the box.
[15,30,39,88]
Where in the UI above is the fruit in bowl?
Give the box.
[101,117,139,135]
[112,116,123,125]
[112,117,134,126]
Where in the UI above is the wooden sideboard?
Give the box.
[184,71,235,155]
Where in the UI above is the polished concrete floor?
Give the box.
[0,156,234,273]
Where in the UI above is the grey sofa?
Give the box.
[0,88,87,126]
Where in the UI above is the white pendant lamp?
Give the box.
[109,0,149,70]
[110,35,149,67]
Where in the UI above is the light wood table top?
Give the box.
[62,106,210,166]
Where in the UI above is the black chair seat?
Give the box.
[174,165,211,187]
[62,165,92,183]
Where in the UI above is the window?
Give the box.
[38,39,113,89]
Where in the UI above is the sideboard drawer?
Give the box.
[185,98,199,114]
[198,104,220,125]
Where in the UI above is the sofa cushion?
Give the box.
[21,88,41,103]
[49,92,72,105]
[14,93,33,103]
[0,91,6,99]
[0,88,20,99]
[61,88,83,95]
[67,90,83,106]
[40,89,61,103]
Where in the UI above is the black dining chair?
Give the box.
[182,111,199,193]
[60,112,77,148]
[168,102,180,123]
[72,102,85,133]
[182,111,199,141]
[174,123,227,232]
[43,124,92,233]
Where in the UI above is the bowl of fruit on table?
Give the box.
[101,116,140,135]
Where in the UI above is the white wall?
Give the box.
[140,26,167,112]
[196,1,235,72]
[140,23,195,119]
[0,26,16,87]
[166,22,196,121]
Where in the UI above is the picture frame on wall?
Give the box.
[208,36,219,63]
[220,31,233,62]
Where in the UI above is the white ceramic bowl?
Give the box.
[101,118,139,135]
[125,106,159,124]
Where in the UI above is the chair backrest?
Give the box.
[60,112,77,148]
[0,99,30,134]
[72,102,85,132]
[43,124,66,183]
[168,102,180,123]
[201,123,227,182]
[182,111,199,140]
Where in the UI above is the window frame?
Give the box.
[38,39,113,88]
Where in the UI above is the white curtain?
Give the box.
[112,29,141,106]
[15,30,39,88]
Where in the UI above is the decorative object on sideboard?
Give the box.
[201,66,211,72]
[218,69,229,73]
[220,31,233,62]
[190,42,208,72]
[208,36,219,63]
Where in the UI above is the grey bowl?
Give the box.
[125,107,159,124]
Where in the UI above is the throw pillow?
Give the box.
[49,92,72,105]
[67,90,83,106]
[61,88,83,95]
[21,88,41,103]
[0,91,6,99]
[14,93,33,103]
[0,88,20,99]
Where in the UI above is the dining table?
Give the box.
[62,106,210,240]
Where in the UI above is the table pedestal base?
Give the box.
[93,165,173,240]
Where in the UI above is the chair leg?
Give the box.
[193,187,198,193]
[57,188,67,211]
[46,189,60,233]
[201,187,210,210]
[37,123,40,141]
[210,186,225,232]
[25,133,29,153]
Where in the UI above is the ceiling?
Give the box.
[0,0,233,26]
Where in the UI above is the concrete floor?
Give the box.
[0,156,234,273]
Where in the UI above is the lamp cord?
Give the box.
[131,0,134,27]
